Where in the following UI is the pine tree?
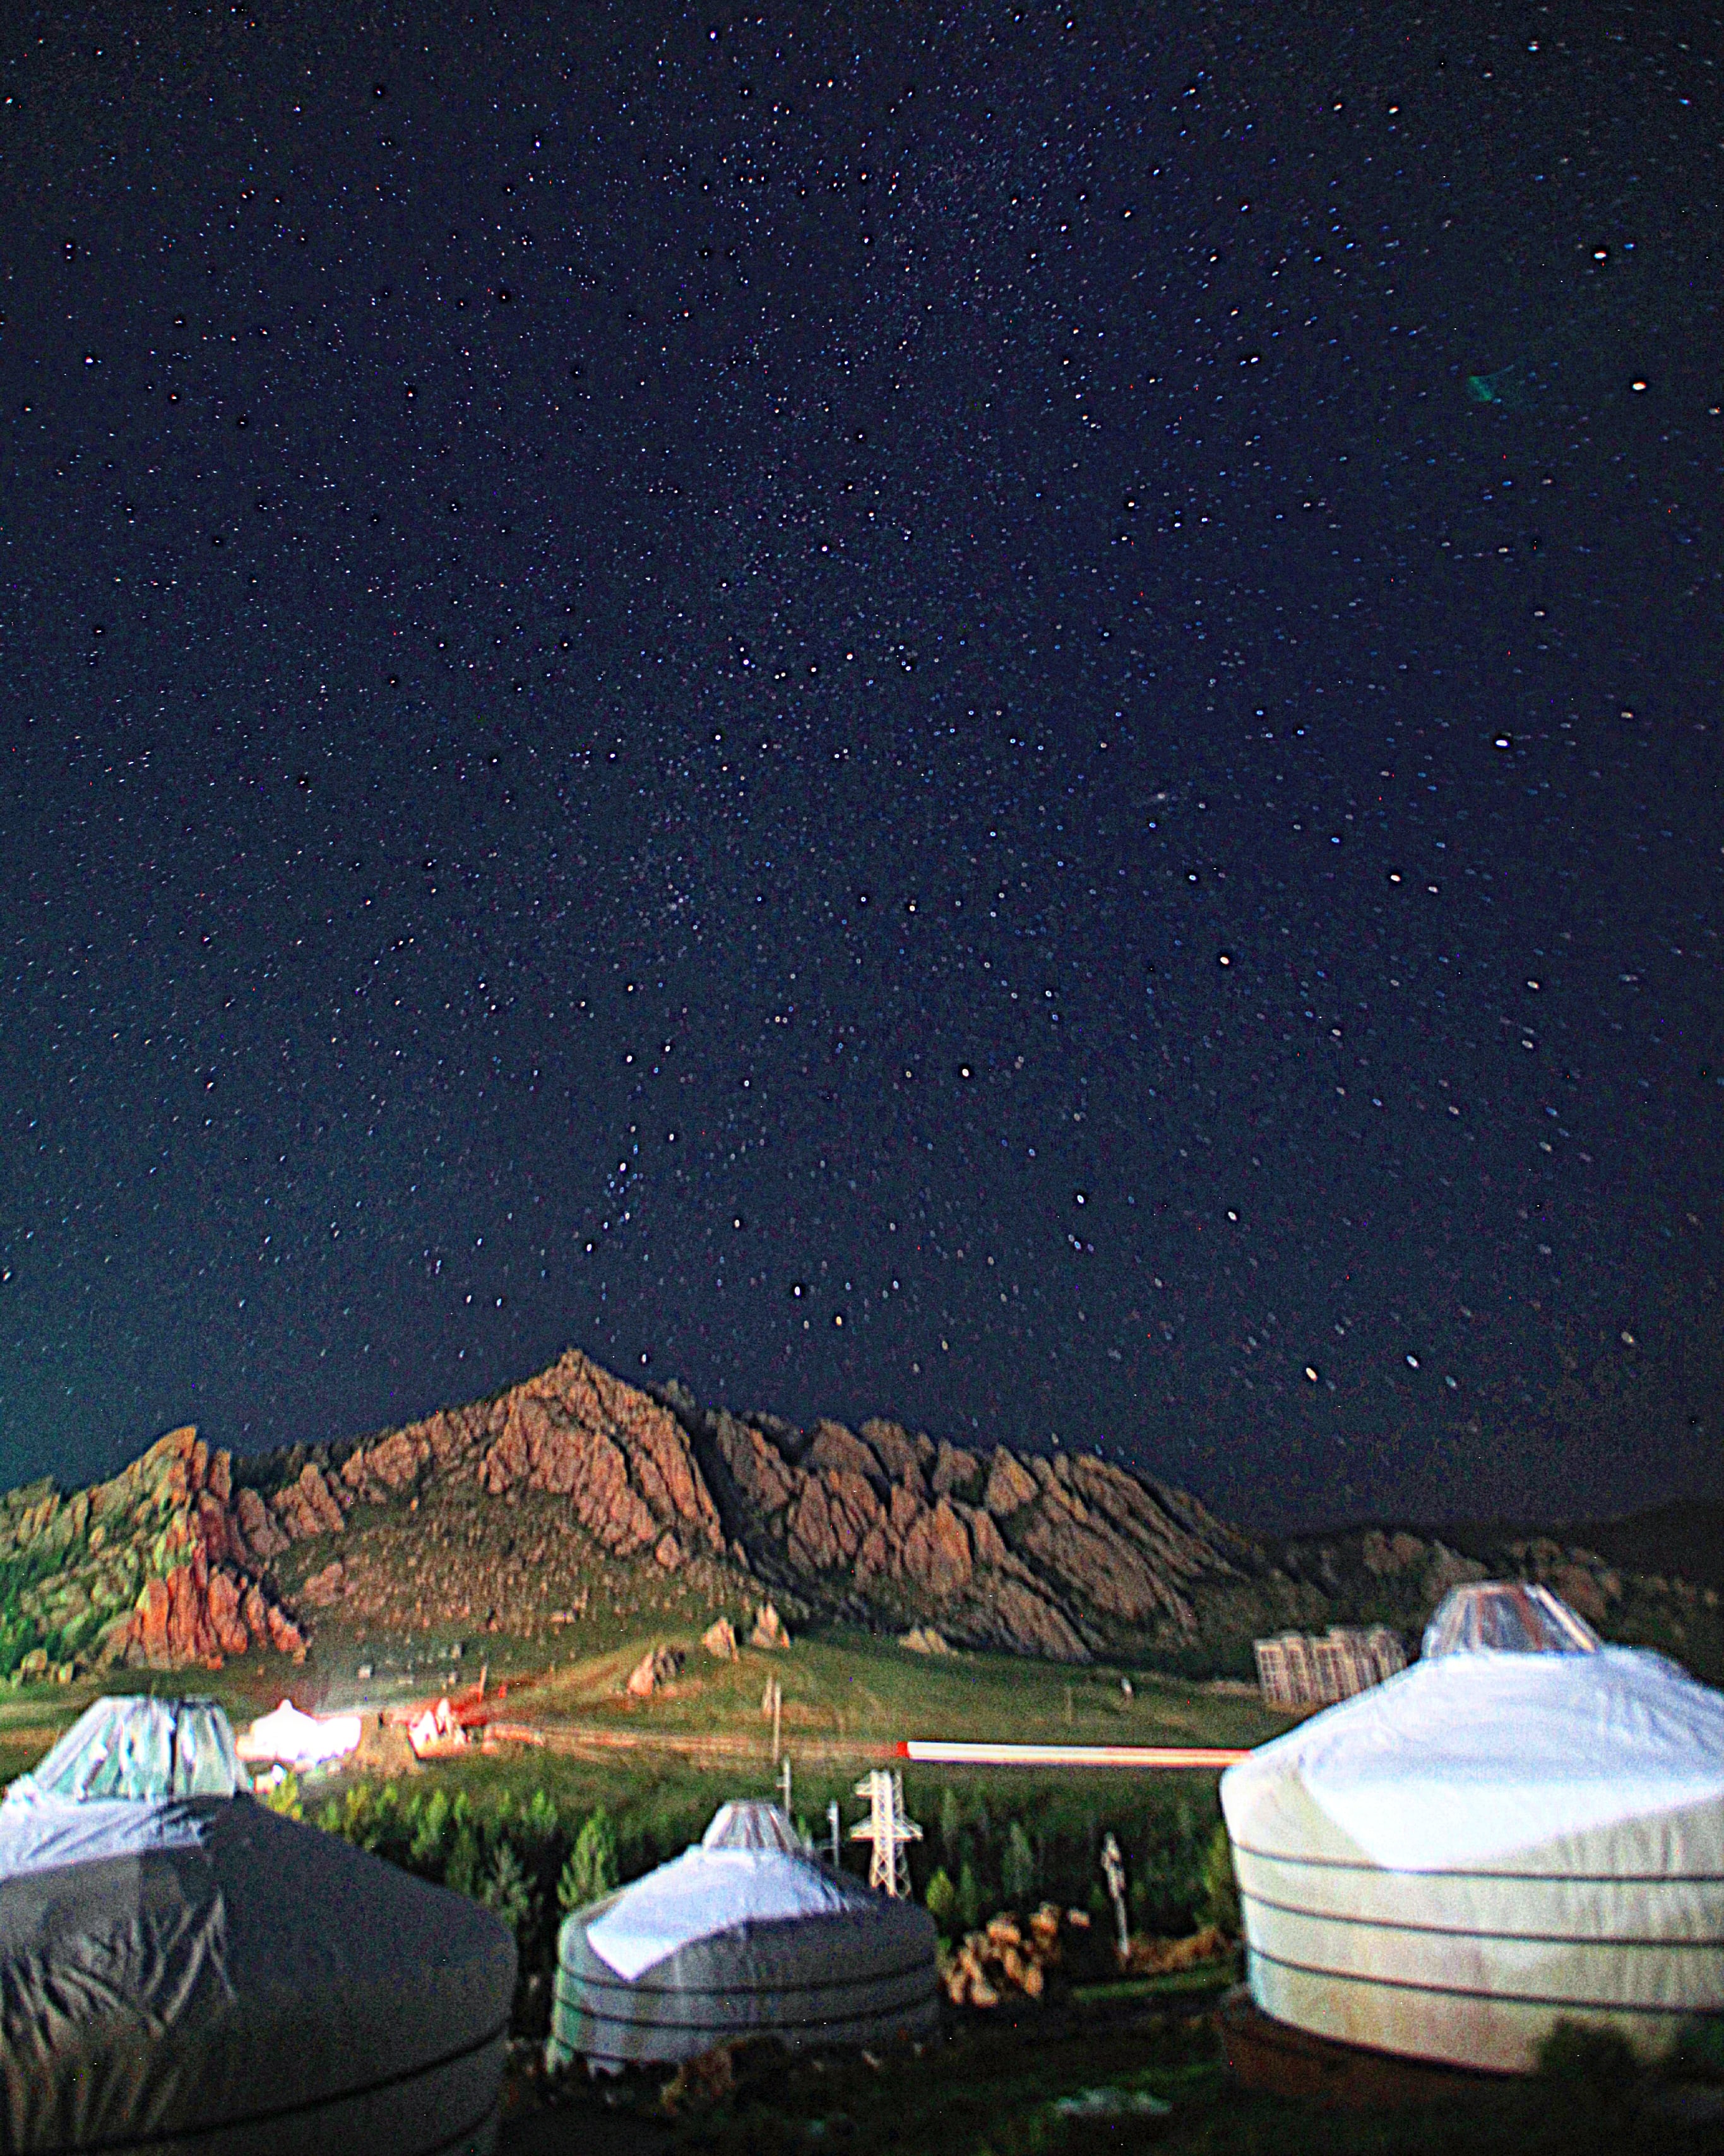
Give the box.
[924,1867,957,1936]
[1002,1821,1035,1909]
[480,1840,537,1939]
[939,1785,962,1863]
[559,1806,619,1912]
[957,1857,982,1933]
[1200,1821,1239,1935]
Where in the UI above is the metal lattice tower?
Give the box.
[850,1768,922,1897]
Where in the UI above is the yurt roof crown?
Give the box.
[1422,1580,1601,1660]
[13,1694,249,1803]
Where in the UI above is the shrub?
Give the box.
[558,1806,619,1913]
[924,1867,957,1936]
[1002,1821,1036,1910]
[1537,2019,1640,2100]
[1200,1821,1239,1936]
[1136,1798,1207,1934]
[260,1770,302,1821]
[339,1780,399,1853]
[1670,2017,1724,2083]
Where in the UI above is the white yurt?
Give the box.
[0,1696,516,2155]
[1220,1583,1724,2073]
[549,1799,939,2070]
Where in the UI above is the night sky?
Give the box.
[3,3,1720,1530]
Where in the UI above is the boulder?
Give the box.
[901,1499,973,1600]
[786,1480,840,1571]
[710,1412,798,1515]
[301,1561,347,1611]
[626,1645,684,1698]
[930,1439,982,1500]
[750,1601,792,1650]
[272,1463,347,1542]
[701,1616,739,1660]
[982,1451,1039,1518]
[235,1486,289,1561]
[857,1418,925,1490]
[804,1420,884,1486]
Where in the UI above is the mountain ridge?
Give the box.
[0,1347,1716,1684]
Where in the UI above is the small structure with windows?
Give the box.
[1253,1624,1407,1709]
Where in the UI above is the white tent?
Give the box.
[1220,1585,1724,2073]
[237,1697,363,1770]
[0,1696,516,2155]
[549,1800,939,2070]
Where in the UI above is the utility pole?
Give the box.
[1101,1832,1130,1965]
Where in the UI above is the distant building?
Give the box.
[1254,1626,1407,1709]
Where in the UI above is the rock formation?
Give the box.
[682,1400,1263,1661]
[625,1645,684,1698]
[0,1427,303,1679]
[4,1347,1718,1679]
[749,1600,792,1650]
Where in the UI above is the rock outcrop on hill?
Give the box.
[4,1347,1718,1680]
[677,1399,1264,1660]
[1273,1519,1722,1679]
[0,1427,304,1679]
[227,1352,1272,1664]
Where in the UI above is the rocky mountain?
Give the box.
[2,1347,1717,1682]
[0,1427,304,1682]
[251,1349,1288,1665]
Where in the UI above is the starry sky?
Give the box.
[3,2,1720,1530]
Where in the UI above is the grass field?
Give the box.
[0,1620,1290,1868]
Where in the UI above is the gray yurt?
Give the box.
[0,1696,516,2155]
[549,1800,939,2070]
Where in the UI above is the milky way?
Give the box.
[2,5,1719,1527]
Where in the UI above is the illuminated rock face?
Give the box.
[0,1427,303,1676]
[18,1350,1699,1678]
[0,1354,1254,1672]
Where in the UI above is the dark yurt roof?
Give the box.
[0,1696,516,2156]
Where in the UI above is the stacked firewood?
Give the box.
[1117,1923,1228,1976]
[940,1904,1066,2008]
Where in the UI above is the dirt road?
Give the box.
[535,1722,897,1769]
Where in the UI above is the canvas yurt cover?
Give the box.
[549,1800,939,2070]
[1220,1585,1724,2073]
[0,1696,516,2155]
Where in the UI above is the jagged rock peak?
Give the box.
[0,1426,302,1678]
